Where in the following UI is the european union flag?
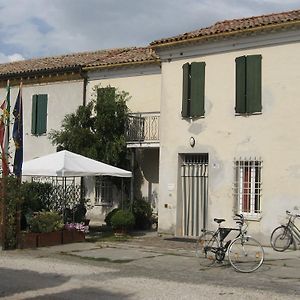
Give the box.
[13,85,23,177]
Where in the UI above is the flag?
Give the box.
[13,83,23,177]
[0,80,10,176]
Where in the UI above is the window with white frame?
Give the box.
[95,177,112,205]
[234,159,262,216]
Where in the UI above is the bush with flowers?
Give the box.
[64,222,89,233]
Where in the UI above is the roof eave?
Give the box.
[82,59,161,71]
[151,20,300,49]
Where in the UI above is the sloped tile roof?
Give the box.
[151,9,300,47]
[0,47,159,77]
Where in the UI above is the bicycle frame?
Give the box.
[286,214,300,244]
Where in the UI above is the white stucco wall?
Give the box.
[158,34,300,242]
[0,79,84,162]
[86,65,161,113]
[86,66,161,215]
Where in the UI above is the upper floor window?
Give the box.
[31,94,48,135]
[235,55,262,115]
[234,159,262,218]
[182,62,205,118]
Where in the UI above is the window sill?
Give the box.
[242,214,262,222]
[235,112,262,117]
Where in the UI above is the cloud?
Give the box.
[0,0,299,60]
[0,52,25,63]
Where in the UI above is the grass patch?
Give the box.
[86,231,132,243]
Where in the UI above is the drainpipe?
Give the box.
[130,148,135,211]
[81,71,88,106]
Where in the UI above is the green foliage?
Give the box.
[28,211,64,233]
[104,208,120,227]
[49,85,130,167]
[123,198,153,230]
[132,198,152,230]
[111,210,135,230]
[0,176,23,249]
[21,181,53,214]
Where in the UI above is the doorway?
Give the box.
[181,154,208,237]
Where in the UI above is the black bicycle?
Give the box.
[195,214,264,273]
[270,210,300,252]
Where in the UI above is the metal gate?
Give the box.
[181,154,208,237]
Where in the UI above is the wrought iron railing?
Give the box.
[126,112,160,143]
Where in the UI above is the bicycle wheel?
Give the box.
[195,231,219,267]
[270,226,293,252]
[228,236,264,273]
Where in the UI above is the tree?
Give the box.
[49,85,130,168]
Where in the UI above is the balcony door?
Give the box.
[181,154,208,237]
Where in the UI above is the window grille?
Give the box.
[234,158,262,216]
[183,153,208,165]
[95,177,112,205]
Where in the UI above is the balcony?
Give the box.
[126,112,160,147]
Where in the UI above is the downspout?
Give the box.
[80,69,88,209]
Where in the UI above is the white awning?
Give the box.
[22,150,132,178]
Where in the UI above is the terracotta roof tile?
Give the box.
[151,9,300,47]
[0,47,159,77]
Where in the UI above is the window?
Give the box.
[235,55,262,114]
[95,177,112,205]
[234,159,262,217]
[182,62,205,118]
[31,94,48,135]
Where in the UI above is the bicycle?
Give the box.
[195,214,264,273]
[270,210,300,252]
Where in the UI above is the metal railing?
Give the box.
[126,112,160,143]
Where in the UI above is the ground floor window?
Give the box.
[234,159,262,217]
[95,177,112,205]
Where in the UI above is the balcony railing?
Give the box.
[126,112,160,144]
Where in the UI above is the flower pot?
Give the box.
[37,231,63,247]
[17,232,38,249]
[62,230,74,244]
[72,230,85,242]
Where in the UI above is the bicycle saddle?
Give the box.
[214,218,225,224]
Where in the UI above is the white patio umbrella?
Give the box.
[22,150,132,178]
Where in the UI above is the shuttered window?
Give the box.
[182,62,205,118]
[31,94,48,135]
[235,55,262,114]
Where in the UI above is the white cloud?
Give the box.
[0,0,299,60]
[0,53,25,63]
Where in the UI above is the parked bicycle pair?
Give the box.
[195,214,264,273]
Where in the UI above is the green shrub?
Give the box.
[111,210,135,230]
[132,198,152,230]
[29,211,64,233]
[104,208,120,227]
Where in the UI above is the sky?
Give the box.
[0,0,299,63]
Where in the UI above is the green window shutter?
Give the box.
[36,94,48,134]
[182,63,190,117]
[31,95,38,134]
[235,56,246,114]
[246,55,262,113]
[190,62,205,117]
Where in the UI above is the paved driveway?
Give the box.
[0,233,299,299]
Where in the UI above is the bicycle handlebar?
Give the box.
[286,210,300,218]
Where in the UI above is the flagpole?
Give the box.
[0,80,10,249]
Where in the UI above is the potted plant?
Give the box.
[28,211,64,247]
[111,210,135,236]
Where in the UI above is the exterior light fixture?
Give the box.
[190,137,195,147]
